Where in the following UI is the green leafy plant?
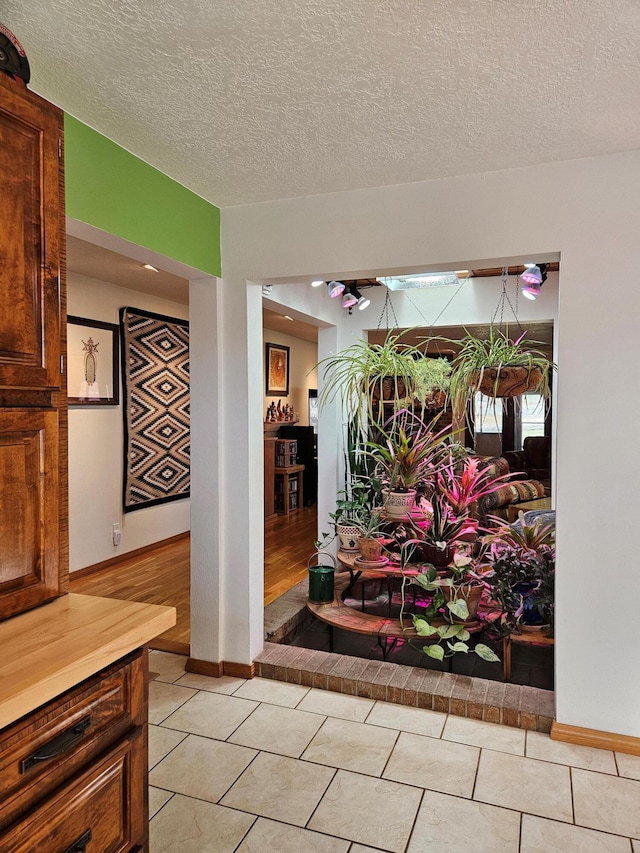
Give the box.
[399,356,451,412]
[317,332,424,427]
[447,327,555,422]
[482,514,556,635]
[398,545,500,663]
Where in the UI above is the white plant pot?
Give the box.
[383,489,417,519]
[337,523,360,552]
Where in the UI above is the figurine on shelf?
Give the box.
[265,402,276,422]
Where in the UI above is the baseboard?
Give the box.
[151,638,190,656]
[224,661,256,679]
[185,658,256,679]
[551,721,640,756]
[70,531,190,580]
[186,657,224,678]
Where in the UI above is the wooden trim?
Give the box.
[223,661,256,679]
[70,532,190,579]
[551,721,640,756]
[186,657,224,678]
[151,638,190,656]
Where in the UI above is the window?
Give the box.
[474,392,503,435]
[518,393,546,448]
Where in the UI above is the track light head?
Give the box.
[520,263,549,300]
[327,280,345,298]
[341,287,358,309]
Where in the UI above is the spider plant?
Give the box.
[447,327,555,421]
[317,332,424,427]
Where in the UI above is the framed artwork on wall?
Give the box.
[67,316,120,405]
[266,342,290,396]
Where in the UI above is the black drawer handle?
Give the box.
[63,828,91,853]
[20,715,92,774]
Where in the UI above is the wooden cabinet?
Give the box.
[0,649,150,852]
[0,73,63,392]
[0,73,67,621]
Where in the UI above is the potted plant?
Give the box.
[352,507,388,562]
[316,480,371,552]
[399,356,452,413]
[435,453,514,538]
[398,544,500,663]
[482,513,555,635]
[410,493,465,566]
[366,410,451,518]
[317,332,424,427]
[447,327,555,422]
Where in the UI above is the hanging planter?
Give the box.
[472,365,544,398]
[447,327,555,421]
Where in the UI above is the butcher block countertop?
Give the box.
[0,593,176,729]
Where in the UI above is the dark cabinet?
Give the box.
[278,425,317,506]
[0,73,67,620]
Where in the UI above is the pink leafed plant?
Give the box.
[436,454,513,516]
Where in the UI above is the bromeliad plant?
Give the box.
[436,453,514,516]
[366,409,451,493]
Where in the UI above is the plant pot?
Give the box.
[513,581,546,625]
[473,366,543,398]
[422,388,446,410]
[357,536,384,562]
[337,522,360,552]
[441,582,484,621]
[370,375,410,403]
[415,541,456,567]
[382,488,417,519]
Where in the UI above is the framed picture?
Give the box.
[266,342,290,396]
[67,316,119,405]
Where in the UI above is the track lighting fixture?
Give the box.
[327,280,345,298]
[520,263,549,300]
[341,288,358,309]
[311,280,324,287]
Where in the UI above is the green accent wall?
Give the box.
[64,114,221,276]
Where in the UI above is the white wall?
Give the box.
[212,150,640,738]
[262,329,317,425]
[67,273,190,571]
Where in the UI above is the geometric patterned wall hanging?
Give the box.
[120,307,190,512]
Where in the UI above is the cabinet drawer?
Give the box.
[0,726,146,853]
[0,650,146,831]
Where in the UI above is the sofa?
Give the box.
[503,436,551,490]
[476,454,547,520]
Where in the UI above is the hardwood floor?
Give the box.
[69,506,317,654]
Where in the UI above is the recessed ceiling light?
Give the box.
[143,263,159,272]
[284,315,294,321]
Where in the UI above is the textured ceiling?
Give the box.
[4,1,640,206]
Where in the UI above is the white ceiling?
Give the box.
[4,1,640,207]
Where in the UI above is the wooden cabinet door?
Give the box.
[0,409,60,620]
[0,74,63,391]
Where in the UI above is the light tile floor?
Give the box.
[148,651,640,853]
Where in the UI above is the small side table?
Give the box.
[502,631,554,681]
[274,464,305,515]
